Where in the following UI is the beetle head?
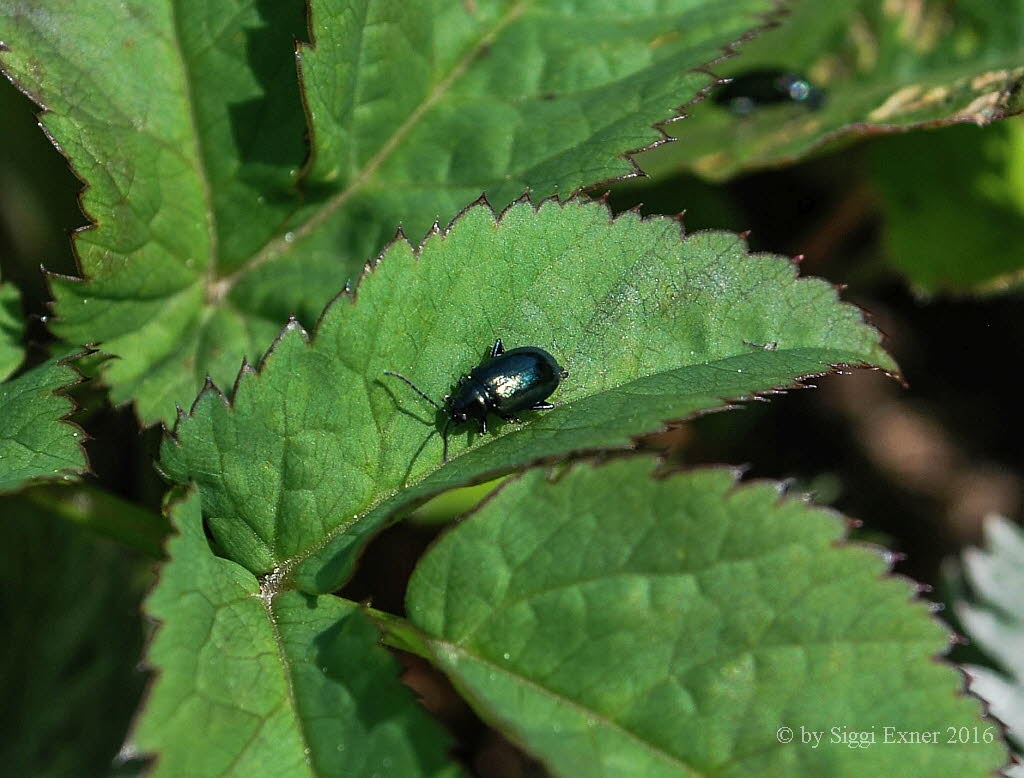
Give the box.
[447,382,487,422]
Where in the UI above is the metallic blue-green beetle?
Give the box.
[385,339,568,461]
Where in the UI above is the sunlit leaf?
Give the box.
[134,490,464,778]
[0,0,776,424]
[406,460,1008,777]
[161,199,894,592]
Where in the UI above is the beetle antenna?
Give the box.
[383,371,443,411]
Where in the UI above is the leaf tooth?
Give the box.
[510,191,533,209]
[282,316,309,341]
[772,476,799,498]
[446,193,495,237]
[230,357,257,399]
[247,316,311,381]
[191,376,229,416]
[623,201,644,217]
[53,351,92,450]
[40,262,83,285]
[170,403,188,434]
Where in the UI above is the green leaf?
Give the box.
[135,490,464,778]
[637,0,1024,181]
[869,120,1024,294]
[161,199,894,592]
[955,516,1024,755]
[0,280,24,381]
[0,355,88,493]
[289,0,774,262]
[22,482,171,559]
[0,492,148,778]
[1,0,776,426]
[1,0,309,425]
[406,459,1007,777]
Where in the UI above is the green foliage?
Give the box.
[0,280,24,380]
[639,0,1024,180]
[0,0,776,425]
[23,484,170,560]
[161,199,893,592]
[136,490,464,778]
[0,356,87,494]
[870,119,1024,293]
[0,494,148,778]
[0,2,1017,775]
[405,460,1005,777]
[955,517,1024,757]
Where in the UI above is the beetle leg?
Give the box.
[491,339,504,357]
[479,417,488,435]
[499,413,522,424]
[530,402,554,410]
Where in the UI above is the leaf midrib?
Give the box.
[208,0,535,301]
[273,348,856,582]
[167,0,218,287]
[262,593,317,778]
[430,640,708,777]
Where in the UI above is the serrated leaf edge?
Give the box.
[0,349,92,494]
[163,194,895,586]
[211,0,792,296]
[411,455,1010,777]
[953,515,1024,776]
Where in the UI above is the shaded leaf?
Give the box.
[870,119,1024,294]
[0,280,24,380]
[0,492,148,778]
[161,199,894,593]
[1,0,777,425]
[135,490,464,778]
[406,459,1008,777]
[956,516,1024,755]
[637,0,1024,180]
[0,76,83,293]
[24,482,170,559]
[0,355,87,493]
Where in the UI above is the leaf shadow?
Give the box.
[305,598,456,768]
[226,0,308,202]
